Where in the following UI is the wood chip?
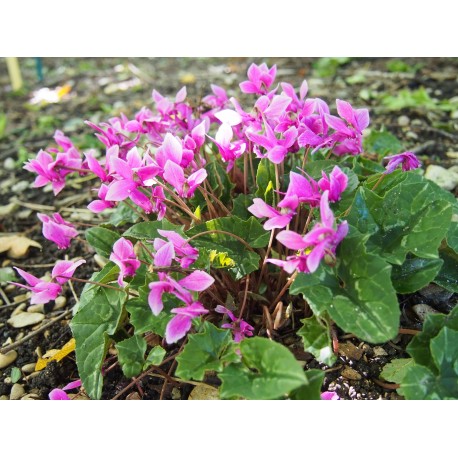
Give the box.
[341,366,362,381]
[338,342,364,361]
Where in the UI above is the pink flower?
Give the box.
[163,161,207,198]
[272,191,348,273]
[87,184,116,213]
[51,259,87,284]
[11,268,62,304]
[240,63,277,95]
[49,380,82,400]
[215,305,254,342]
[37,213,78,249]
[321,391,340,400]
[279,171,321,208]
[384,151,421,174]
[153,230,198,268]
[109,238,141,286]
[10,259,85,304]
[148,270,214,315]
[246,121,297,164]
[318,166,348,202]
[248,198,295,230]
[165,302,208,344]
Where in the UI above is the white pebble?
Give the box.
[7,312,45,328]
[0,350,18,369]
[54,296,67,310]
[10,384,25,400]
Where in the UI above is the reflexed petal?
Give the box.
[163,160,185,194]
[276,230,307,250]
[215,109,242,126]
[148,281,172,315]
[105,180,136,202]
[178,271,214,291]
[154,242,175,267]
[49,389,71,400]
[14,267,41,287]
[248,198,279,219]
[263,214,292,230]
[165,314,192,344]
[319,191,334,228]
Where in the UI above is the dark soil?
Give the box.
[0,57,457,400]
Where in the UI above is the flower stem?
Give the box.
[270,271,298,312]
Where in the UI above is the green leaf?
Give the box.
[10,367,21,383]
[108,201,141,227]
[380,358,414,384]
[74,262,119,314]
[256,158,276,205]
[0,267,16,285]
[144,346,166,369]
[292,232,400,343]
[71,287,127,399]
[86,227,120,258]
[288,370,325,400]
[126,292,174,337]
[186,216,270,279]
[363,129,403,158]
[391,256,444,293]
[232,194,254,219]
[115,335,147,378]
[175,322,237,381]
[219,337,307,400]
[123,220,183,240]
[297,315,336,366]
[348,173,453,264]
[406,307,458,370]
[351,155,386,178]
[430,327,458,378]
[435,245,458,293]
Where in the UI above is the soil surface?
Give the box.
[0,57,457,400]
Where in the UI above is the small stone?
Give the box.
[188,384,220,400]
[3,157,16,171]
[412,303,440,322]
[373,346,388,357]
[21,363,36,373]
[341,366,362,380]
[21,394,40,400]
[5,284,16,292]
[15,332,25,342]
[425,164,458,191]
[126,392,141,400]
[7,312,45,328]
[13,293,30,303]
[0,350,18,369]
[406,131,418,140]
[4,377,12,384]
[11,303,27,316]
[398,115,410,127]
[27,304,44,314]
[3,337,13,347]
[10,383,25,400]
[0,395,9,400]
[12,180,29,193]
[171,387,181,400]
[54,296,67,310]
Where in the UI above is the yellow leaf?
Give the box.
[35,338,76,371]
[0,235,42,258]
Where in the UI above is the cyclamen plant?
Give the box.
[13,62,458,400]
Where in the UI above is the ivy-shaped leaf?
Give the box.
[144,346,166,369]
[85,227,120,258]
[289,370,325,400]
[391,256,444,293]
[70,287,127,399]
[219,337,307,400]
[115,335,147,378]
[292,231,400,343]
[123,220,184,240]
[175,322,237,381]
[297,315,336,366]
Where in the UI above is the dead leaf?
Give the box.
[0,235,42,258]
[35,338,76,371]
